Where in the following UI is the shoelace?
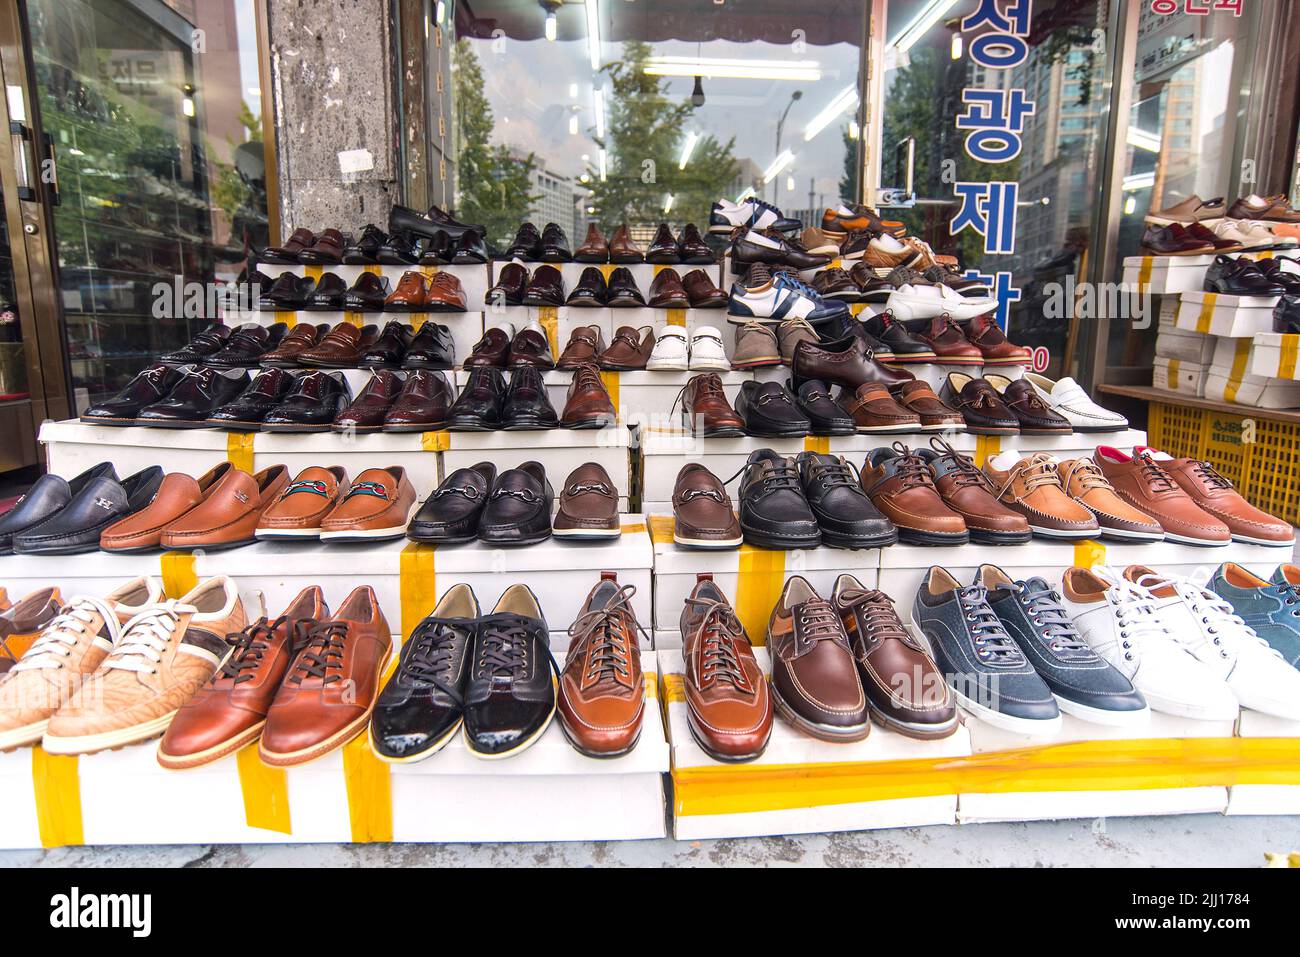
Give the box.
[809,455,861,492]
[1136,570,1277,661]
[1134,452,1178,493]
[884,442,935,490]
[992,453,1060,499]
[1090,567,1178,659]
[1190,460,1233,491]
[684,596,751,691]
[795,599,848,647]
[567,584,647,689]
[1015,580,1092,656]
[1059,457,1111,493]
[476,616,559,682]
[835,587,911,645]
[10,597,117,673]
[571,365,605,394]
[775,273,823,301]
[288,620,349,684]
[398,620,469,702]
[671,374,727,416]
[219,615,313,684]
[106,602,196,675]
[927,437,990,490]
[722,456,802,495]
[956,586,1023,663]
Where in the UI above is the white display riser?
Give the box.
[0,653,667,848]
[1225,710,1300,816]
[659,648,967,840]
[1121,249,1296,296]
[266,262,493,317]
[1176,292,1279,338]
[40,420,447,500]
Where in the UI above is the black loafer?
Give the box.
[376,229,421,265]
[343,272,391,311]
[418,230,454,266]
[206,368,298,430]
[538,223,572,262]
[342,224,387,264]
[14,466,164,555]
[160,323,232,363]
[506,223,543,260]
[137,366,251,427]
[737,449,821,549]
[566,267,609,306]
[304,272,349,310]
[260,272,316,311]
[794,379,856,436]
[796,451,897,549]
[501,366,559,430]
[451,230,489,265]
[478,462,553,546]
[262,370,353,432]
[206,322,288,368]
[407,463,496,544]
[82,364,187,425]
[401,322,455,370]
[0,462,116,554]
[734,380,810,437]
[447,368,505,431]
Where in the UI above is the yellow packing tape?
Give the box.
[1194,293,1218,334]
[734,546,785,646]
[31,747,83,848]
[236,744,292,834]
[1073,540,1107,570]
[410,313,427,333]
[363,264,383,277]
[343,311,364,328]
[849,303,865,317]
[421,430,451,452]
[663,673,687,703]
[226,431,255,474]
[620,521,647,536]
[597,264,616,280]
[342,733,392,842]
[803,436,830,455]
[973,434,1002,467]
[1166,358,1181,389]
[399,542,437,640]
[160,551,198,599]
[1280,336,1299,379]
[537,306,559,356]
[419,265,441,279]
[302,265,323,282]
[1223,338,1252,404]
[666,308,687,327]
[1136,256,1153,296]
[600,371,620,414]
[647,514,674,545]
[279,311,298,329]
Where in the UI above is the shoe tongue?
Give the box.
[987,449,1022,471]
[1137,445,1173,461]
[1123,565,1175,598]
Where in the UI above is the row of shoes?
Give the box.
[506,221,717,265]
[484,262,729,309]
[1140,221,1297,257]
[156,320,455,370]
[1143,193,1300,237]
[256,269,468,312]
[1203,253,1299,297]
[808,262,990,307]
[258,205,489,267]
[667,442,1293,552]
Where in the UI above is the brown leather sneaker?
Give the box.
[672,464,743,549]
[0,578,163,751]
[319,466,416,542]
[861,442,968,545]
[965,313,1032,366]
[917,313,982,364]
[982,451,1100,540]
[553,462,620,540]
[599,325,655,370]
[157,586,328,769]
[560,363,616,428]
[159,465,290,550]
[558,575,645,757]
[43,577,246,755]
[914,437,1032,544]
[1150,450,1293,547]
[556,325,607,370]
[256,465,350,540]
[1057,457,1164,543]
[101,463,232,553]
[259,585,393,766]
[680,575,772,761]
[679,373,745,437]
[1092,446,1230,546]
[0,587,61,673]
[731,323,781,369]
[892,380,964,431]
[792,334,913,390]
[384,270,430,310]
[767,576,870,742]
[838,381,921,433]
[831,575,958,739]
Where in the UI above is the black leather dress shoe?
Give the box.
[305,272,348,310]
[448,367,506,430]
[401,322,455,369]
[376,229,421,265]
[566,266,608,306]
[678,223,715,264]
[485,263,528,306]
[734,380,811,437]
[861,311,937,362]
[606,267,646,307]
[137,366,251,427]
[260,272,316,310]
[343,272,391,311]
[14,466,164,555]
[343,224,387,264]
[737,449,822,549]
[731,231,832,274]
[408,463,497,544]
[502,366,559,430]
[418,230,454,266]
[205,322,288,368]
[371,584,481,761]
[538,223,572,262]
[0,462,116,554]
[262,370,353,432]
[463,585,557,756]
[478,463,553,545]
[522,265,565,306]
[160,323,231,363]
[796,452,897,549]
[794,379,856,436]
[206,367,297,429]
[82,364,187,425]
[506,223,543,260]
[1204,254,1285,296]
[360,320,413,368]
[451,229,490,265]
[645,223,681,264]
[1260,259,1300,295]
[389,203,486,243]
[1275,294,1300,333]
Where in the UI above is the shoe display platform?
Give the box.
[275,262,493,317]
[1251,332,1300,382]
[1176,291,1279,338]
[0,651,668,848]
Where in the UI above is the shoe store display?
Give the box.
[137,366,251,427]
[793,379,856,436]
[332,369,405,433]
[1057,457,1164,542]
[795,451,896,549]
[1142,447,1294,547]
[861,444,968,546]
[256,465,350,540]
[983,375,1072,434]
[892,380,964,431]
[982,450,1099,540]
[606,267,647,307]
[728,264,849,326]
[939,373,1020,435]
[319,466,416,542]
[1020,373,1128,431]
[0,587,61,674]
[672,464,743,549]
[599,325,655,370]
[14,466,163,556]
[1092,446,1231,546]
[734,380,810,437]
[262,370,353,432]
[645,325,688,370]
[736,449,821,549]
[478,461,553,546]
[101,463,231,553]
[160,464,290,550]
[81,363,188,425]
[1210,564,1300,667]
[766,576,870,741]
[400,322,456,373]
[560,364,616,428]
[913,439,1031,544]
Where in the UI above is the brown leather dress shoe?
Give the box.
[558,575,645,757]
[553,462,620,538]
[259,586,393,767]
[837,382,921,433]
[560,363,616,428]
[556,325,607,370]
[523,264,565,306]
[160,464,291,550]
[648,268,689,308]
[297,321,380,368]
[484,262,528,306]
[260,323,330,367]
[427,271,468,312]
[682,268,728,308]
[1092,446,1230,546]
[679,373,745,437]
[608,224,644,263]
[913,438,1031,544]
[384,271,430,311]
[333,370,405,433]
[792,334,913,390]
[1057,457,1164,542]
[320,466,417,542]
[299,228,347,264]
[860,443,968,545]
[158,587,328,770]
[100,463,233,553]
[891,380,964,431]
[383,369,454,431]
[672,464,742,548]
[981,451,1100,540]
[507,326,555,369]
[1157,453,1289,546]
[463,325,512,368]
[939,373,1020,435]
[917,314,982,364]
[574,223,610,262]
[261,227,315,264]
[965,312,1031,365]
[599,325,654,370]
[256,465,350,540]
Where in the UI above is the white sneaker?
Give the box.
[1127,566,1300,721]
[708,198,793,234]
[688,326,730,371]
[645,325,688,370]
[1021,373,1128,431]
[1061,565,1239,721]
[885,282,997,321]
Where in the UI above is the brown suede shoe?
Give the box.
[560,363,616,429]
[892,380,964,431]
[731,323,781,369]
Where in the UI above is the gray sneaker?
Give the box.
[730,322,781,369]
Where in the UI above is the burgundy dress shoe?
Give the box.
[574,223,609,263]
[678,224,715,264]
[298,228,347,265]
[648,268,690,308]
[522,265,565,306]
[566,267,608,307]
[683,269,728,308]
[333,370,406,433]
[507,327,556,370]
[485,262,528,307]
[260,323,330,367]
[646,223,681,264]
[383,369,455,432]
[297,322,380,368]
[463,326,512,369]
[261,227,314,264]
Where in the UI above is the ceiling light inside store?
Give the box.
[545,12,557,41]
[593,89,605,140]
[892,0,960,53]
[1123,171,1155,191]
[644,56,821,81]
[679,131,698,169]
[762,150,795,184]
[1126,126,1162,153]
[785,175,795,191]
[569,114,578,135]
[586,0,601,70]
[803,84,858,141]
[1124,196,1136,215]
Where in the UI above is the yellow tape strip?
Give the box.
[342,733,392,842]
[666,308,687,327]
[849,303,866,316]
[421,430,451,452]
[600,370,620,414]
[278,310,298,329]
[663,673,687,703]
[419,265,440,279]
[399,542,437,640]
[30,747,83,848]
[160,551,198,600]
[734,546,785,647]
[620,521,647,535]
[973,434,1002,467]
[803,436,830,455]
[643,673,659,701]
[226,431,255,474]
[1166,358,1182,389]
[673,736,1300,817]
[1280,336,1300,379]
[537,306,559,356]
[1223,338,1252,404]
[343,311,364,328]
[410,312,427,333]
[1073,540,1107,569]
[1136,256,1154,297]
[597,264,616,280]
[236,744,292,834]
[1194,293,1218,334]
[302,265,323,282]
[647,514,675,545]
[363,264,383,277]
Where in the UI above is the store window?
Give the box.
[441,0,869,250]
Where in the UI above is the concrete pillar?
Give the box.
[265,0,400,234]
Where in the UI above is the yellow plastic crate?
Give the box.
[1148,402,1300,525]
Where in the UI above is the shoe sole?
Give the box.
[729,357,783,369]
[1161,531,1232,547]
[42,709,180,756]
[1029,525,1099,540]
[156,720,266,770]
[381,422,450,433]
[819,530,899,550]
[685,711,768,763]
[770,683,871,743]
[255,528,323,540]
[558,709,643,760]
[1230,532,1296,547]
[465,678,558,759]
[674,532,744,549]
[967,528,1033,545]
[0,719,49,752]
[478,531,553,547]
[561,417,616,430]
[741,528,822,550]
[1095,526,1164,542]
[1053,695,1151,729]
[370,717,463,764]
[866,702,961,740]
[161,538,258,552]
[78,416,138,426]
[898,527,970,546]
[854,424,923,434]
[949,686,1062,736]
[552,526,621,540]
[320,525,410,542]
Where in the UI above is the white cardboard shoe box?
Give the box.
[1176,291,1280,338]
[1122,255,1216,296]
[1152,355,1207,395]
[1225,710,1300,816]
[1249,333,1300,381]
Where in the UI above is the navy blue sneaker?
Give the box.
[726,267,850,327]
[1209,563,1300,667]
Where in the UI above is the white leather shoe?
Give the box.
[885,283,997,321]
[645,325,689,370]
[1022,373,1128,432]
[688,326,730,370]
